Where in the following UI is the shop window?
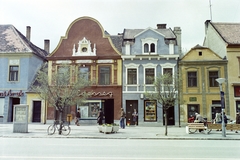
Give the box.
[187,104,199,122]
[0,98,4,117]
[188,71,197,87]
[9,66,19,81]
[209,71,219,87]
[99,66,110,85]
[127,68,137,84]
[145,68,154,84]
[144,100,157,121]
[79,102,101,118]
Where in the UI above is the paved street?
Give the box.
[1,138,239,160]
[0,123,240,140]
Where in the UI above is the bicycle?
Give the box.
[47,120,71,136]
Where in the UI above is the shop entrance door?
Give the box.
[126,100,138,125]
[104,99,114,124]
[163,106,175,125]
[32,101,41,122]
[8,97,20,122]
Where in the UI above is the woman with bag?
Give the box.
[75,108,81,126]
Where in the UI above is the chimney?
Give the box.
[26,26,31,41]
[205,20,211,35]
[173,27,182,54]
[44,39,50,54]
[157,24,166,29]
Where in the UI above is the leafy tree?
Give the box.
[145,72,180,136]
[30,63,91,134]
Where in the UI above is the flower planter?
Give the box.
[112,126,119,133]
[102,126,113,134]
[98,126,102,132]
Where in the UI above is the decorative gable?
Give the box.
[72,37,96,56]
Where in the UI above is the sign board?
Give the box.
[13,104,28,133]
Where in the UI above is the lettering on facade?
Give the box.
[78,91,113,97]
[0,90,24,97]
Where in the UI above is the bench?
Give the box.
[187,123,208,134]
[226,124,240,131]
[207,123,240,133]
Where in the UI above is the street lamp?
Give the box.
[215,78,226,137]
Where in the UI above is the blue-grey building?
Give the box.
[0,25,48,123]
[121,24,181,126]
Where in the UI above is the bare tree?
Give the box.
[30,63,91,134]
[145,72,180,136]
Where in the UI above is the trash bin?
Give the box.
[67,114,72,124]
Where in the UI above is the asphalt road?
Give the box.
[0,138,239,160]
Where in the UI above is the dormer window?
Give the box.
[72,37,96,56]
[141,38,158,54]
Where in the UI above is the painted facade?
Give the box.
[203,20,240,120]
[0,25,48,123]
[121,25,181,126]
[179,45,228,125]
[46,17,122,124]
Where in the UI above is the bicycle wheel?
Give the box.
[47,125,56,135]
[61,125,71,136]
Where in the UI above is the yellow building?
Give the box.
[204,21,240,120]
[179,45,228,125]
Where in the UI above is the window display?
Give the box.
[79,101,101,118]
[144,100,157,121]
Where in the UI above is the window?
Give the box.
[79,101,101,118]
[99,66,110,85]
[144,100,157,121]
[0,98,4,117]
[57,66,70,85]
[79,67,89,81]
[9,66,19,81]
[188,71,197,87]
[163,68,173,84]
[144,44,149,53]
[145,68,154,84]
[209,71,218,87]
[150,43,155,52]
[127,69,137,84]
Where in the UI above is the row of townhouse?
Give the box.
[1,17,240,126]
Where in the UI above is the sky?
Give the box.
[1,0,240,53]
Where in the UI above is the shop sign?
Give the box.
[78,91,113,97]
[189,97,197,102]
[0,90,24,97]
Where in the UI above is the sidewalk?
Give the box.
[0,123,239,140]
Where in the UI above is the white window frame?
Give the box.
[142,63,157,85]
[141,38,158,54]
[125,63,139,86]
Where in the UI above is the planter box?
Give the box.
[102,126,113,134]
[112,126,119,133]
[98,126,102,132]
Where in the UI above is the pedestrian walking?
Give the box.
[235,112,240,133]
[214,111,222,131]
[97,108,103,125]
[120,108,126,129]
[132,109,138,126]
[75,108,81,126]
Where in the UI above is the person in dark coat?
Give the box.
[132,109,138,126]
[75,108,81,126]
[97,108,103,125]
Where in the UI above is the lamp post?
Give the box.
[216,78,226,137]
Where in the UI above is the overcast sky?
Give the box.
[1,0,240,53]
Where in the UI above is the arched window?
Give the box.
[144,43,149,53]
[150,43,155,52]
